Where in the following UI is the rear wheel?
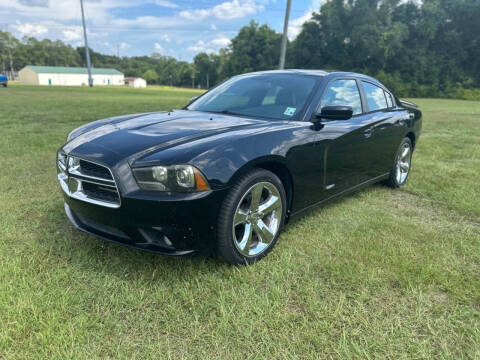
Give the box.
[216,169,286,265]
[2,83,6,87]
[384,137,413,188]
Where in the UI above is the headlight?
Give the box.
[132,165,210,192]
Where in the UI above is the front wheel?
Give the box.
[384,137,413,188]
[216,169,286,265]
[2,83,6,87]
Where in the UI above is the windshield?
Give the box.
[187,74,318,121]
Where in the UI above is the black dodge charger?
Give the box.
[57,70,422,264]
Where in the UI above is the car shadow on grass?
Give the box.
[285,183,386,227]
[36,184,386,281]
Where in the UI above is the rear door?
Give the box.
[359,81,405,177]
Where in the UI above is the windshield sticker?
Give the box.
[284,107,296,116]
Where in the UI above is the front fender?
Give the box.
[190,122,320,212]
[191,122,313,185]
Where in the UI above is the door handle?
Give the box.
[364,127,374,138]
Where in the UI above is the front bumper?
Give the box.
[63,187,229,255]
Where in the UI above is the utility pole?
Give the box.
[80,0,93,87]
[6,32,14,79]
[278,0,292,70]
[191,67,195,88]
[1,24,6,75]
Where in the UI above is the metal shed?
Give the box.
[18,66,124,86]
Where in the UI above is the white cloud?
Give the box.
[188,40,212,53]
[0,0,259,59]
[210,36,231,47]
[154,42,164,52]
[288,12,313,40]
[110,15,184,29]
[119,42,130,50]
[153,0,178,8]
[62,26,83,42]
[0,0,138,23]
[18,0,48,6]
[188,36,231,53]
[288,0,324,40]
[160,34,171,43]
[180,0,264,21]
[12,21,48,36]
[60,24,106,43]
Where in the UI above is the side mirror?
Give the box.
[313,105,353,122]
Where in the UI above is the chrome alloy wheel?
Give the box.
[232,181,283,257]
[396,142,412,184]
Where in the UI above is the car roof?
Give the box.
[243,69,381,84]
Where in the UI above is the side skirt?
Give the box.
[290,173,389,218]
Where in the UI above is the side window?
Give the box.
[384,91,393,108]
[362,81,387,111]
[320,79,362,115]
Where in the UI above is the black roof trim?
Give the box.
[239,69,381,83]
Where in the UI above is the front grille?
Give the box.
[80,159,113,180]
[82,182,119,203]
[57,154,120,208]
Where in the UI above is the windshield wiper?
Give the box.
[218,110,245,116]
[201,109,276,121]
[200,109,246,117]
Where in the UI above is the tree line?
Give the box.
[1,0,478,98]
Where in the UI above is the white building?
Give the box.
[125,77,147,88]
[18,66,124,86]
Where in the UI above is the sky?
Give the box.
[1,0,322,61]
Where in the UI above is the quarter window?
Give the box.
[384,91,393,108]
[320,79,362,115]
[362,81,387,111]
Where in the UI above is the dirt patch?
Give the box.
[429,291,450,304]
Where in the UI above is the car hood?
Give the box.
[62,110,268,166]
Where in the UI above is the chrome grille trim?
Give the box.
[57,154,121,208]
[68,167,116,184]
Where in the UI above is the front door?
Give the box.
[317,79,378,193]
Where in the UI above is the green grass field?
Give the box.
[0,85,479,359]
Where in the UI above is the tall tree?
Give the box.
[224,21,282,77]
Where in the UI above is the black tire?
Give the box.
[2,83,6,87]
[216,168,287,265]
[384,137,413,188]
